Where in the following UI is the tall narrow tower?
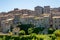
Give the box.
[44,6,50,13]
[34,6,43,15]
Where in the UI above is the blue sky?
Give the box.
[0,0,60,12]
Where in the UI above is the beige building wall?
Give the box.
[53,16,60,29]
[1,18,13,33]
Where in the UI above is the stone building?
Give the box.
[1,18,13,33]
[52,16,60,29]
[35,6,43,15]
[44,6,50,13]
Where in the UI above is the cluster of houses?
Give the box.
[0,6,60,34]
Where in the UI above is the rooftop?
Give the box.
[53,16,60,18]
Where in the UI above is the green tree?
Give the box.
[54,30,60,37]
[17,24,35,34]
[55,37,60,40]
[19,30,25,35]
[30,33,37,40]
[48,28,55,34]
[28,28,34,34]
[33,27,44,34]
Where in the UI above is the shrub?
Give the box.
[53,30,60,37]
[5,35,11,40]
[28,28,34,34]
[55,37,60,40]
[48,28,55,34]
[19,30,25,36]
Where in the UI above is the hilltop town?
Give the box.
[0,6,60,34]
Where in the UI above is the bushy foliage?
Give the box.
[28,28,34,34]
[19,30,25,35]
[48,28,55,34]
[33,27,44,34]
[17,24,35,34]
[0,25,60,40]
[53,29,60,37]
[0,34,59,40]
[55,37,60,40]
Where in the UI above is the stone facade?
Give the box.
[0,6,60,33]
